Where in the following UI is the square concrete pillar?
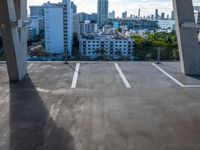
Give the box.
[0,0,27,81]
[173,0,200,75]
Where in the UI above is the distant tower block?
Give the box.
[173,0,200,75]
[138,9,141,18]
[0,0,27,81]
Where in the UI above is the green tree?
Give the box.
[0,52,6,61]
[172,49,179,60]
[117,28,122,33]
[131,32,178,61]
[132,35,154,60]
[149,35,166,63]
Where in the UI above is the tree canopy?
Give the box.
[131,31,179,61]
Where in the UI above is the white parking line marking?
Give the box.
[152,63,200,88]
[182,85,200,88]
[152,63,184,87]
[28,64,33,70]
[115,63,131,88]
[71,63,80,89]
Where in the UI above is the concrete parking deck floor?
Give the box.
[0,61,200,150]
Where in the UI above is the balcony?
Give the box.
[0,61,200,150]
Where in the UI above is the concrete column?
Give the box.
[0,0,27,82]
[172,0,200,75]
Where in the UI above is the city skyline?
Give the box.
[27,0,199,17]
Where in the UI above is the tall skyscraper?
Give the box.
[29,6,45,32]
[109,10,115,19]
[73,13,81,37]
[155,9,159,20]
[77,12,97,23]
[112,10,115,18]
[161,12,165,20]
[63,0,73,57]
[71,2,77,14]
[30,6,44,18]
[167,14,169,20]
[97,0,109,28]
[151,15,154,20]
[122,11,127,20]
[171,10,175,20]
[138,9,141,18]
[44,0,73,56]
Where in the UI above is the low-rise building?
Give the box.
[79,33,134,60]
[80,20,98,35]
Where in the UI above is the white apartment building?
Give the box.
[73,15,98,38]
[80,20,98,35]
[63,0,73,57]
[44,1,73,56]
[79,33,134,60]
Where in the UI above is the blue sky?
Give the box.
[28,0,200,17]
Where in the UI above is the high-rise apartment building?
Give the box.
[109,10,115,19]
[151,15,154,20]
[97,0,109,28]
[167,14,169,20]
[161,12,165,20]
[73,13,81,37]
[29,5,45,33]
[138,9,141,18]
[122,11,127,20]
[80,20,98,35]
[30,6,44,18]
[171,10,175,20]
[155,9,159,20]
[44,1,73,56]
[63,0,73,57]
[71,2,77,14]
[77,12,98,23]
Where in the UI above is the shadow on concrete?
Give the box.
[187,75,200,81]
[66,63,82,75]
[67,63,76,71]
[160,63,200,81]
[9,75,75,150]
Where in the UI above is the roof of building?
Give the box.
[81,33,131,40]
[1,61,200,149]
